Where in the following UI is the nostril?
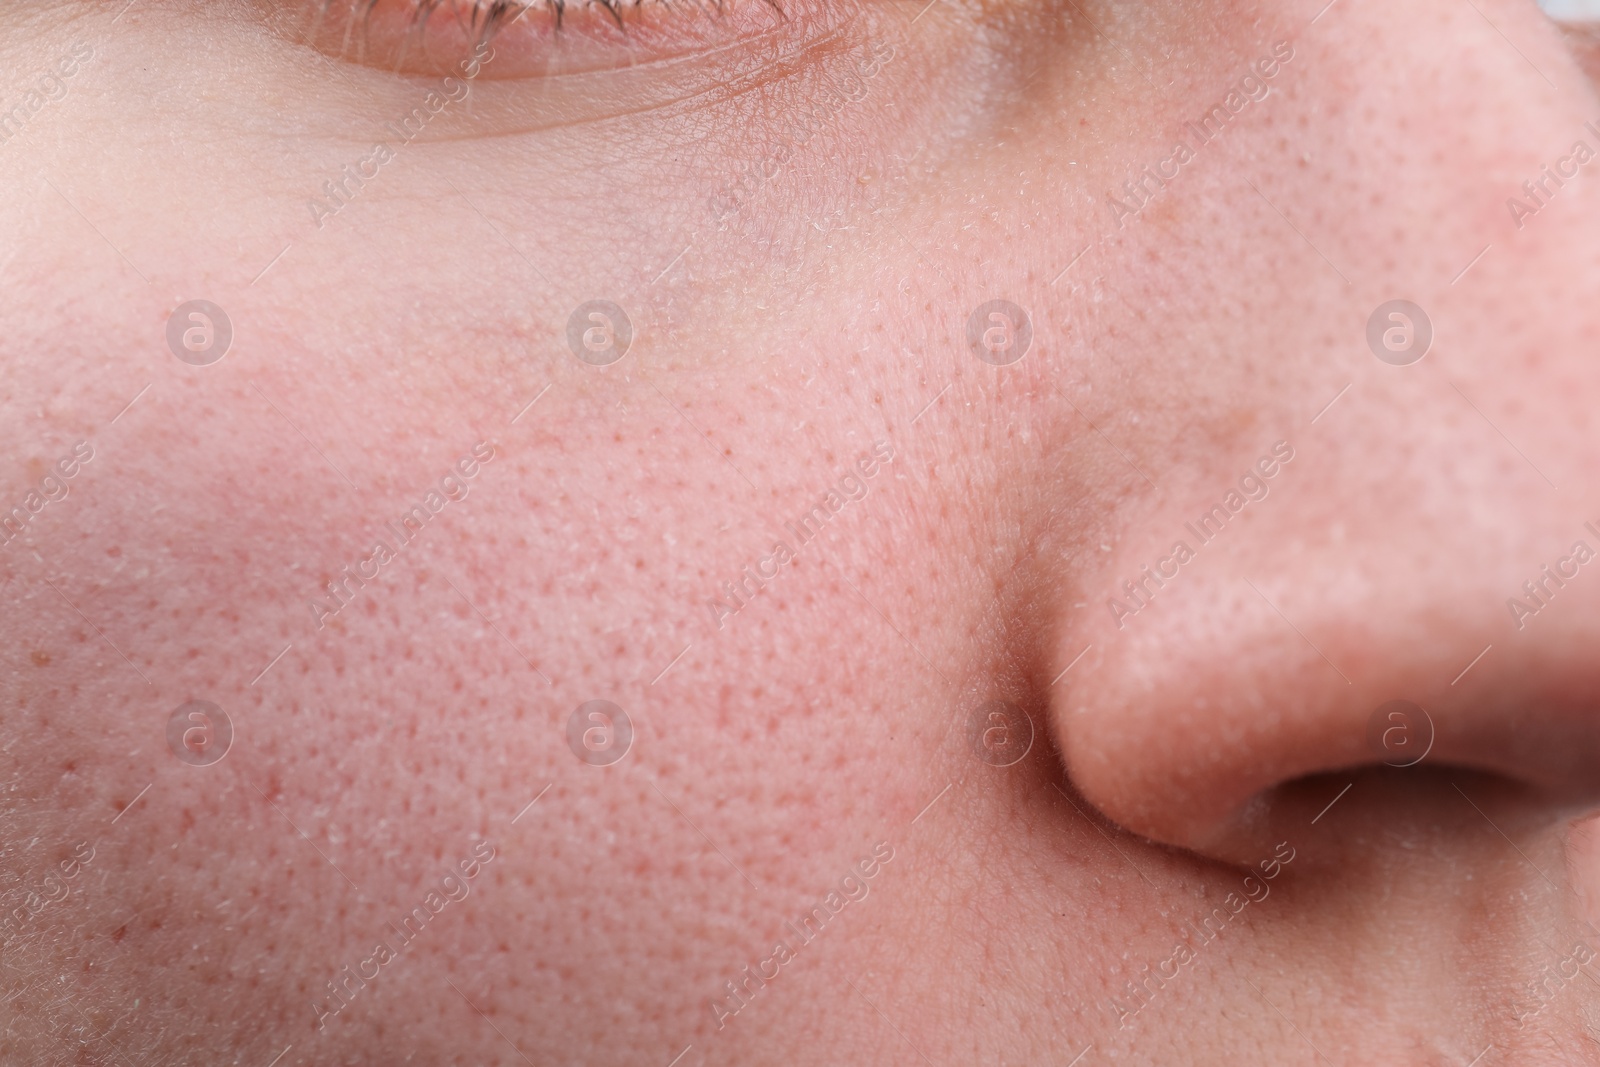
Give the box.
[1364,700,1435,769]
[1061,683,1600,866]
[1205,763,1582,872]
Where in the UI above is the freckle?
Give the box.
[30,650,50,666]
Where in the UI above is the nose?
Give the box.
[1057,496,1600,860]
[1044,0,1600,863]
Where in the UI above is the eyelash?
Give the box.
[303,0,792,76]
[354,0,745,41]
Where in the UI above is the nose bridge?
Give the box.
[1045,0,1600,858]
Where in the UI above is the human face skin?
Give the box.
[4,0,1600,1062]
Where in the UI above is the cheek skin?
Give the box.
[0,332,983,1062]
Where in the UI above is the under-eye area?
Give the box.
[228,0,913,145]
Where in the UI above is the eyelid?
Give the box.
[258,0,893,142]
[297,0,800,77]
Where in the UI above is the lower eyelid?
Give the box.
[402,16,859,138]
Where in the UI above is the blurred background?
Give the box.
[1543,0,1600,18]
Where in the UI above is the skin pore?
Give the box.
[4,0,1600,1063]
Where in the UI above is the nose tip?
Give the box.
[1052,496,1600,863]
